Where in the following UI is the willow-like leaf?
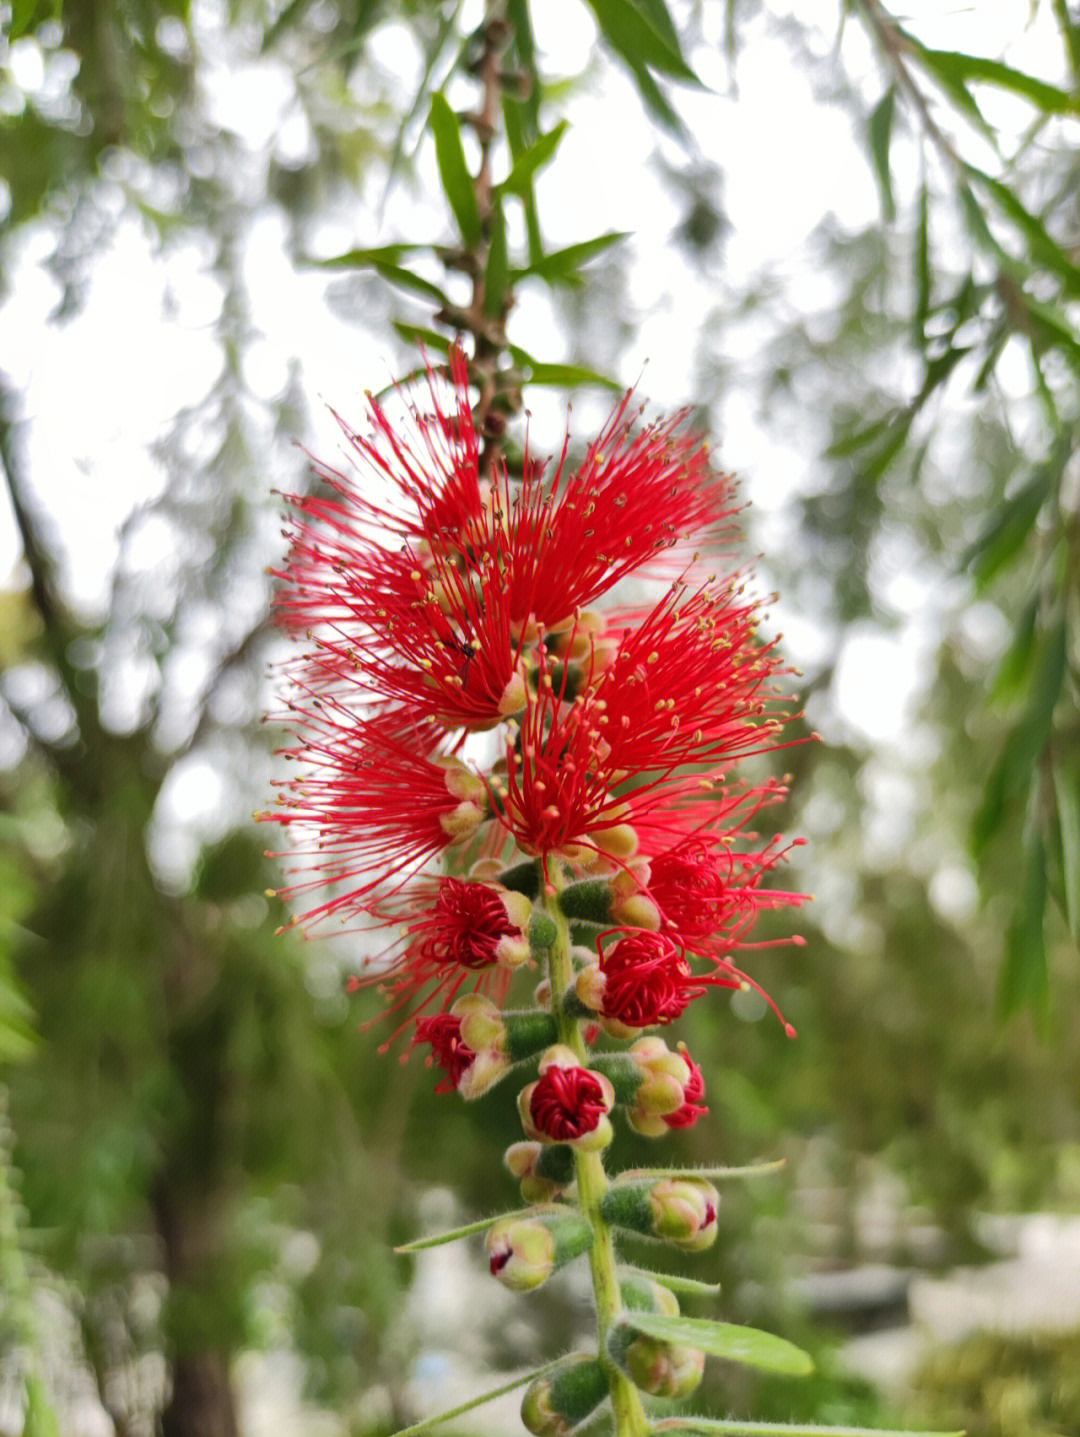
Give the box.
[619,1313,814,1376]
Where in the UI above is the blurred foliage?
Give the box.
[914,1331,1080,1437]
[0,0,1078,1434]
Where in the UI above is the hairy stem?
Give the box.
[544,887,650,1437]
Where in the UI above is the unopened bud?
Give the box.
[601,1176,719,1251]
[619,1274,680,1316]
[485,1208,593,1292]
[520,1354,608,1435]
[504,1141,575,1201]
[620,1332,705,1398]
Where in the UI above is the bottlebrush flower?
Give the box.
[518,1046,615,1151]
[262,709,488,929]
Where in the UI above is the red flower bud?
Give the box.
[598,931,701,1028]
[414,1013,475,1093]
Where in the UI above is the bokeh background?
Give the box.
[2,2,1079,1434]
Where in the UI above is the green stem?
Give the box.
[544,880,650,1437]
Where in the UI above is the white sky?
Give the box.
[0,0,1066,764]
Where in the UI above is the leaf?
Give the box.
[21,1375,61,1437]
[999,820,1049,1024]
[429,93,482,248]
[513,231,630,285]
[1053,755,1080,942]
[867,88,896,222]
[507,347,622,391]
[619,1266,721,1298]
[584,0,701,84]
[961,467,1053,586]
[391,1359,563,1436]
[615,1159,786,1182]
[483,196,510,318]
[989,595,1039,701]
[972,617,1067,852]
[899,34,997,143]
[915,181,931,340]
[303,244,430,269]
[917,47,1080,116]
[391,321,452,354]
[653,1419,964,1436]
[10,0,43,40]
[619,1313,814,1376]
[394,1204,540,1252]
[966,163,1080,298]
[500,121,569,196]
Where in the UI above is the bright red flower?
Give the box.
[528,1066,610,1142]
[598,932,702,1027]
[663,1050,708,1130]
[414,1013,476,1094]
[262,707,487,929]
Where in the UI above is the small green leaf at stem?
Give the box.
[429,92,482,248]
[619,1265,720,1298]
[618,1313,814,1375]
[391,1358,566,1436]
[393,1204,545,1253]
[513,231,631,286]
[500,121,570,196]
[652,1419,965,1436]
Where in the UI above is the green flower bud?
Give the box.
[520,1353,608,1435]
[621,1332,705,1398]
[618,1274,680,1316]
[601,1176,719,1251]
[485,1208,593,1292]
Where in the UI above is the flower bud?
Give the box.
[520,1353,608,1436]
[588,822,639,861]
[621,1333,704,1399]
[601,1176,719,1251]
[485,1207,593,1292]
[504,1141,575,1202]
[619,1274,680,1316]
[519,1049,615,1152]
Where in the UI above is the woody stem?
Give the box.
[544,886,650,1437]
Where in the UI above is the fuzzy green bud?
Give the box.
[485,1208,593,1292]
[619,1331,705,1398]
[601,1176,719,1251]
[520,1354,609,1435]
[618,1274,680,1316]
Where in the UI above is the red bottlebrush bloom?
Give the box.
[647,837,742,943]
[414,1013,476,1094]
[598,931,702,1028]
[528,1066,611,1142]
[262,707,487,929]
[663,1050,708,1130]
[421,877,528,971]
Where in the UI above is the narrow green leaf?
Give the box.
[654,1419,964,1436]
[973,618,1067,852]
[507,348,622,391]
[513,231,630,285]
[584,0,701,83]
[914,182,931,340]
[999,821,1049,1023]
[989,595,1039,701]
[22,1375,61,1437]
[394,1204,540,1252]
[918,47,1080,115]
[825,417,894,460]
[429,93,482,247]
[391,321,452,354]
[619,1266,721,1297]
[391,1359,563,1436]
[967,163,1080,298]
[619,1313,814,1376]
[961,468,1053,585]
[501,121,569,196]
[1053,0,1080,78]
[10,0,43,39]
[1053,756,1080,942]
[899,32,997,142]
[483,196,510,318]
[615,1159,785,1182]
[303,244,429,269]
[369,263,447,305]
[867,88,896,222]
